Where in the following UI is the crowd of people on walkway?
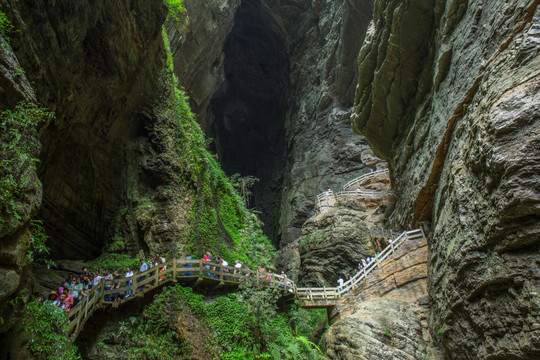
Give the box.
[336,242,392,289]
[39,252,292,312]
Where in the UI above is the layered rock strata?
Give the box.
[322,235,441,359]
[270,0,376,246]
[352,0,540,358]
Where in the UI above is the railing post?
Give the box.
[132,274,138,296]
[99,280,105,305]
[172,258,177,280]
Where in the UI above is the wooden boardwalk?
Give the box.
[65,227,425,340]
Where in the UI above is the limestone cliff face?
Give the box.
[0,32,39,333]
[269,0,376,246]
[352,0,540,358]
[165,0,241,125]
[177,0,378,245]
[0,0,173,336]
[322,235,441,359]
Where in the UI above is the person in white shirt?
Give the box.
[125,267,134,297]
[337,277,344,289]
[234,260,242,274]
[93,270,101,293]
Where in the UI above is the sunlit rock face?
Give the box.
[322,237,442,359]
[352,0,540,358]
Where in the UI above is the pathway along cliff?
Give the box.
[0,0,538,359]
[67,228,425,340]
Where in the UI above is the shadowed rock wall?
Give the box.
[3,0,169,259]
[352,0,540,358]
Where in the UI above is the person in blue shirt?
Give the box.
[139,258,148,272]
[138,259,148,289]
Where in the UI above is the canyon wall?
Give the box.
[352,0,540,358]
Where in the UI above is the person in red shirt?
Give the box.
[203,253,211,277]
[62,288,74,311]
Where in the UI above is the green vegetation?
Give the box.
[0,10,13,43]
[86,253,139,273]
[228,174,259,206]
[27,219,55,267]
[299,230,325,252]
[160,28,275,268]
[94,285,328,360]
[163,0,184,20]
[0,102,54,230]
[21,302,81,360]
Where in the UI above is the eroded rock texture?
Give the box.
[271,0,376,246]
[0,35,39,333]
[323,299,440,360]
[352,0,540,358]
[278,170,393,286]
[2,0,173,259]
[166,0,241,124]
[322,228,441,360]
[182,0,378,245]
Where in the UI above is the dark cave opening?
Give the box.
[208,0,289,245]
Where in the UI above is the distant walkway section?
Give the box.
[315,169,394,214]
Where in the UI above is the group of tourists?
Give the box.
[337,248,390,289]
[39,252,292,311]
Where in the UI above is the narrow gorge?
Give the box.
[0,0,538,359]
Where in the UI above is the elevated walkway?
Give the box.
[315,168,392,214]
[295,228,425,308]
[66,229,425,340]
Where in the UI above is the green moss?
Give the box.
[86,253,139,273]
[159,27,275,266]
[163,0,184,20]
[0,103,54,231]
[0,10,13,43]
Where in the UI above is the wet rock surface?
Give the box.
[352,0,540,358]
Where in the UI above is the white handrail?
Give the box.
[335,190,395,198]
[342,168,389,190]
[296,228,425,301]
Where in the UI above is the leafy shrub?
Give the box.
[0,10,13,42]
[163,0,184,20]
[22,302,81,359]
[0,103,54,230]
[94,285,328,359]
[27,219,55,267]
[86,253,139,273]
